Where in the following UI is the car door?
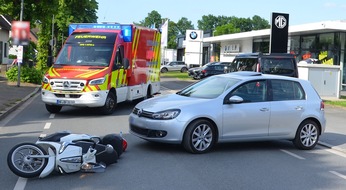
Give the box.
[222,80,270,139]
[268,79,306,136]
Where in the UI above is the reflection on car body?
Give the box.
[129,71,326,154]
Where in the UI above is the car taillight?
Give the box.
[202,70,206,73]
[320,101,325,111]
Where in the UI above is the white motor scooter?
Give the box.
[7,131,127,178]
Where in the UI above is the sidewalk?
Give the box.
[0,74,40,120]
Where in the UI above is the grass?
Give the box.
[324,96,346,108]
[160,71,192,80]
[160,71,346,108]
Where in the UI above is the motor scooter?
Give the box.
[7,131,127,178]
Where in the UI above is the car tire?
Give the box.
[45,104,62,113]
[161,68,168,73]
[180,67,188,72]
[183,119,216,154]
[293,119,320,150]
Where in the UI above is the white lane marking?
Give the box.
[13,177,27,190]
[280,149,305,160]
[49,114,55,119]
[44,122,51,129]
[330,171,346,180]
[39,134,47,138]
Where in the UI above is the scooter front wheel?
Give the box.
[7,143,48,178]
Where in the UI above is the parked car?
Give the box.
[193,62,231,79]
[160,61,188,73]
[229,53,299,77]
[187,62,218,79]
[129,71,326,154]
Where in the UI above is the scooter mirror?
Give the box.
[105,144,114,154]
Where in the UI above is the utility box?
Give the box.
[298,64,341,99]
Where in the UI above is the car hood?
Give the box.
[136,94,209,112]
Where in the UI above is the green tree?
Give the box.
[137,10,162,28]
[197,14,219,31]
[175,17,194,36]
[214,23,240,36]
[251,15,270,30]
[167,21,178,49]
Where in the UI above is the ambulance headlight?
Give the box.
[89,77,106,85]
[42,76,49,84]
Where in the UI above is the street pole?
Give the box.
[17,0,24,87]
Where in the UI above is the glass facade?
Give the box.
[252,32,346,90]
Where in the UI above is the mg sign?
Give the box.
[274,15,287,29]
[270,12,289,53]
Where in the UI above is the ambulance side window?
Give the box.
[113,46,124,70]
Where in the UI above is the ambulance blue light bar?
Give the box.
[68,23,133,42]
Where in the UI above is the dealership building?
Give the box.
[179,20,346,94]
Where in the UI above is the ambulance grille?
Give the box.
[50,79,86,91]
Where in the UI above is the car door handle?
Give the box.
[295,106,303,111]
[260,108,269,112]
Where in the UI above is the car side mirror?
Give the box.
[228,95,244,104]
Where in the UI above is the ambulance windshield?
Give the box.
[54,32,116,67]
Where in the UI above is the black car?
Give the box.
[187,62,218,79]
[228,53,299,78]
[193,62,230,79]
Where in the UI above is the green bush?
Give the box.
[6,66,43,84]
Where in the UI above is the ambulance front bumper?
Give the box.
[41,89,108,107]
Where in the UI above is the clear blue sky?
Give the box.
[96,0,346,27]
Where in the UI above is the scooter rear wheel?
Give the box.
[7,143,48,178]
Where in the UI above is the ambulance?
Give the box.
[41,23,161,114]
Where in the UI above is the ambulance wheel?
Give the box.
[45,104,62,113]
[100,92,116,115]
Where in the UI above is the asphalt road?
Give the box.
[1,77,346,190]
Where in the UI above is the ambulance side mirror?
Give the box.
[47,56,54,67]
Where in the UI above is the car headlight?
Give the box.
[42,76,49,84]
[89,77,106,85]
[152,109,180,120]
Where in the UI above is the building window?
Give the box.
[4,43,7,57]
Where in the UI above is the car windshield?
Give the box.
[177,76,240,99]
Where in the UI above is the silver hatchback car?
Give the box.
[129,72,326,154]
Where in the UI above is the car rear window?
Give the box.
[260,58,295,75]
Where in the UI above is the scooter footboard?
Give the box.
[74,141,118,166]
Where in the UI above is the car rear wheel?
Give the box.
[180,67,188,72]
[293,119,320,150]
[160,68,168,73]
[183,119,216,154]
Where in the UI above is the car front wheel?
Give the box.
[293,119,320,150]
[183,119,216,154]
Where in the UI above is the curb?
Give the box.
[0,87,40,120]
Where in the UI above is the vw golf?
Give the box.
[129,72,326,154]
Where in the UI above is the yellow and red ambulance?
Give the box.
[41,23,161,114]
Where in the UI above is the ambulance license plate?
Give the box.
[57,100,75,105]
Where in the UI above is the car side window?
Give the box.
[229,80,267,103]
[271,80,305,101]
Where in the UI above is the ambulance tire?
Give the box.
[45,104,62,113]
[100,92,117,115]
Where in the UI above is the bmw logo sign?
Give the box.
[190,31,198,40]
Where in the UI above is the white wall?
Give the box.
[220,38,253,62]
